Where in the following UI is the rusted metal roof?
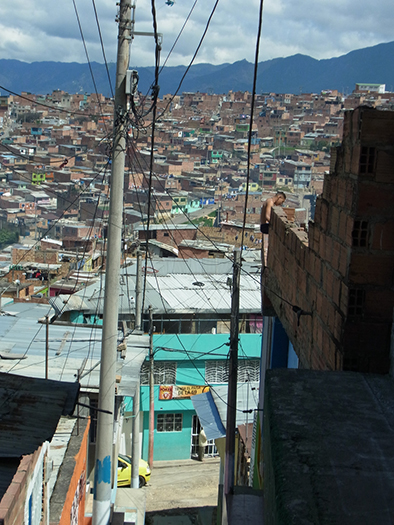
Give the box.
[0,371,79,458]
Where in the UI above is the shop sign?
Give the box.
[159,385,209,400]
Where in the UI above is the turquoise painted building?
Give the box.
[125,333,262,461]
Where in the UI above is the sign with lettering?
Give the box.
[159,385,209,400]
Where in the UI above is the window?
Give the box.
[205,360,260,383]
[238,360,260,382]
[348,289,365,317]
[352,220,369,247]
[205,360,228,383]
[359,146,375,175]
[157,413,183,432]
[140,361,176,385]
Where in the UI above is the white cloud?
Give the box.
[0,0,392,66]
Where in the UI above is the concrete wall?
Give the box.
[263,369,394,525]
[54,419,90,525]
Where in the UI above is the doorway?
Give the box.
[191,415,218,458]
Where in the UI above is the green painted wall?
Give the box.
[141,408,193,461]
[128,333,262,461]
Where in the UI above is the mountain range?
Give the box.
[0,41,393,98]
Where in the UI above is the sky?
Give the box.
[0,0,393,68]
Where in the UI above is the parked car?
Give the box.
[117,454,151,488]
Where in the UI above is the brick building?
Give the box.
[135,224,198,248]
[264,107,394,374]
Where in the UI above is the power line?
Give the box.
[126,154,235,332]
[0,162,109,282]
[156,0,220,120]
[92,0,114,99]
[125,139,300,317]
[142,1,161,317]
[159,0,198,72]
[240,0,264,254]
[72,0,109,134]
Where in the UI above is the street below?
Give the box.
[144,457,220,525]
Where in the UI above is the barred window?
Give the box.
[205,360,260,383]
[352,220,369,247]
[205,360,228,383]
[157,413,183,432]
[359,146,375,175]
[348,289,365,317]
[238,360,260,382]
[140,361,176,385]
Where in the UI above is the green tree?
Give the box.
[0,228,19,249]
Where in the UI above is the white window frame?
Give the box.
[157,412,183,432]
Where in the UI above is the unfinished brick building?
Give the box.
[264,106,394,373]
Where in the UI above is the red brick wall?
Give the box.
[178,247,211,259]
[156,228,197,246]
[265,107,394,373]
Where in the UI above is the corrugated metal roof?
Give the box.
[78,258,262,315]
[0,302,148,395]
[50,294,90,314]
[145,273,261,313]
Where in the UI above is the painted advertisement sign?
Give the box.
[159,385,209,400]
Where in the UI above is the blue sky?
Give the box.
[0,0,392,66]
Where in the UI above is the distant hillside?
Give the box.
[0,41,393,98]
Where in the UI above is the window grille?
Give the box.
[205,360,260,383]
[157,413,183,432]
[238,360,260,382]
[140,361,177,385]
[352,220,369,247]
[348,289,365,317]
[359,146,375,175]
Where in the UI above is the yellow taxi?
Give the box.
[117,453,151,488]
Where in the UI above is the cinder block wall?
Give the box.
[265,107,394,373]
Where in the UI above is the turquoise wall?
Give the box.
[141,409,193,461]
[127,333,262,461]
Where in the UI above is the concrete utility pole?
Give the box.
[135,249,143,330]
[131,252,143,489]
[131,378,141,488]
[148,305,154,467]
[224,249,241,496]
[45,315,49,379]
[92,0,131,523]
